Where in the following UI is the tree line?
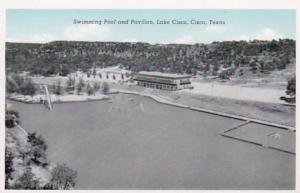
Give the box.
[6,73,110,97]
[6,39,295,77]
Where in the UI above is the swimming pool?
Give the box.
[9,93,295,189]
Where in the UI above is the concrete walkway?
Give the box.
[182,82,288,104]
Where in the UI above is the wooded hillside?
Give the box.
[6,39,295,78]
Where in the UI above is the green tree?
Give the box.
[30,146,47,166]
[259,60,265,73]
[102,82,110,94]
[60,65,70,76]
[53,79,62,95]
[86,83,94,96]
[92,68,97,78]
[125,72,131,78]
[249,61,258,74]
[50,164,77,190]
[14,166,40,189]
[286,76,296,97]
[66,76,75,93]
[20,77,36,97]
[93,82,100,93]
[5,109,20,128]
[42,183,54,189]
[87,71,91,78]
[27,132,48,166]
[6,73,24,94]
[76,78,85,95]
[76,83,82,95]
[212,63,219,76]
[5,148,14,189]
[27,132,47,151]
[11,73,24,87]
[6,75,21,94]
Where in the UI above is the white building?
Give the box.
[134,71,192,91]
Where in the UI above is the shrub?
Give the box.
[19,77,36,97]
[102,82,110,94]
[86,83,94,96]
[50,164,77,190]
[66,76,75,93]
[27,132,48,165]
[53,79,62,95]
[5,109,20,128]
[286,76,296,97]
[76,78,85,95]
[13,166,41,189]
[5,148,14,189]
[93,82,100,93]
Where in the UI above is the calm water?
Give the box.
[9,94,295,189]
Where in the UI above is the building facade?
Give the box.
[133,71,192,91]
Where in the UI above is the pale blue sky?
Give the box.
[6,9,296,44]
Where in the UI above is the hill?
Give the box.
[6,39,295,78]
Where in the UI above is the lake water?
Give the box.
[9,94,295,189]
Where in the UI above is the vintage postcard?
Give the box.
[1,0,299,192]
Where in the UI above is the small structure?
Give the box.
[73,66,131,83]
[133,71,192,91]
[95,66,130,82]
[40,85,53,111]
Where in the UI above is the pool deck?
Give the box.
[220,121,295,155]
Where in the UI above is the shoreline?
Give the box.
[7,97,110,105]
[6,93,112,104]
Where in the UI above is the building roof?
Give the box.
[136,71,191,79]
[96,66,130,74]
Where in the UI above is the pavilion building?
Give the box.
[133,71,192,91]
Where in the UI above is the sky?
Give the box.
[6,9,296,44]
